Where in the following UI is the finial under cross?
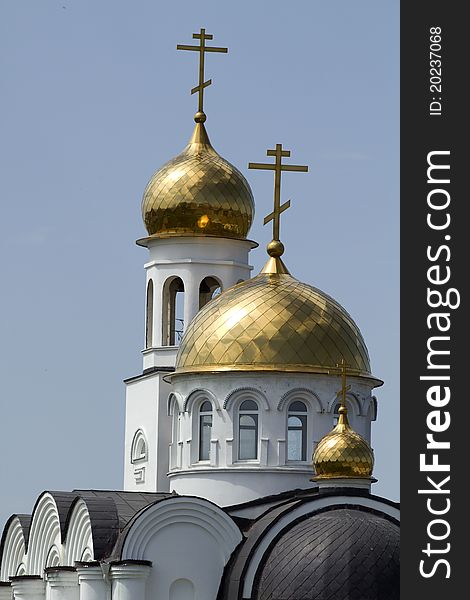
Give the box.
[177,28,228,120]
[336,358,351,408]
[248,144,308,250]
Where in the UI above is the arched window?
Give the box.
[199,276,222,309]
[131,429,148,463]
[199,401,213,461]
[145,279,154,348]
[287,401,307,461]
[162,277,185,346]
[238,399,259,460]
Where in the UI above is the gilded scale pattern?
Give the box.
[175,269,372,376]
[142,122,254,238]
[312,406,374,478]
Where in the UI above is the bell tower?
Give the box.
[123,29,257,492]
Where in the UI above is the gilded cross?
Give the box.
[336,358,351,408]
[248,144,308,241]
[177,28,228,114]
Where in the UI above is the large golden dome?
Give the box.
[175,257,374,378]
[312,405,374,479]
[142,120,254,239]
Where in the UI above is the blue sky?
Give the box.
[0,0,399,527]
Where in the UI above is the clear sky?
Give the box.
[0,0,399,528]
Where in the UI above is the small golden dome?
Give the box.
[175,258,375,378]
[142,121,254,239]
[312,406,374,479]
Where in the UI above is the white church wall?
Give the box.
[121,497,241,600]
[124,373,172,492]
[168,371,379,505]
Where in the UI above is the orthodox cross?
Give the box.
[177,28,228,115]
[336,358,351,408]
[248,144,308,241]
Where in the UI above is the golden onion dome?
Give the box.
[175,255,375,378]
[141,118,254,239]
[312,405,374,479]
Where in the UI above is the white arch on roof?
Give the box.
[64,499,93,566]
[27,493,62,575]
[122,496,241,562]
[121,496,241,599]
[0,517,27,580]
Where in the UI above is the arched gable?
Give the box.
[120,497,242,600]
[121,496,241,562]
[27,493,64,575]
[64,499,93,566]
[0,515,29,580]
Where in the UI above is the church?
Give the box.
[0,29,399,600]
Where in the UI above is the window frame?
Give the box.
[198,400,213,462]
[131,429,148,464]
[287,401,308,462]
[237,399,259,461]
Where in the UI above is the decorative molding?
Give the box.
[327,391,362,416]
[130,430,148,464]
[260,438,269,467]
[210,440,218,468]
[277,388,323,413]
[27,493,62,575]
[167,392,184,416]
[0,517,27,580]
[121,497,242,564]
[370,395,378,421]
[144,258,252,269]
[183,389,220,413]
[45,545,60,568]
[134,467,146,484]
[64,500,93,566]
[224,387,270,411]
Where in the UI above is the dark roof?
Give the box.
[69,491,173,560]
[0,490,173,568]
[72,490,171,531]
[254,508,399,600]
[28,492,78,550]
[219,490,400,600]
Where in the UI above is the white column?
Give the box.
[9,577,45,600]
[75,563,109,600]
[44,569,78,600]
[182,272,200,337]
[0,583,12,600]
[109,562,151,600]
